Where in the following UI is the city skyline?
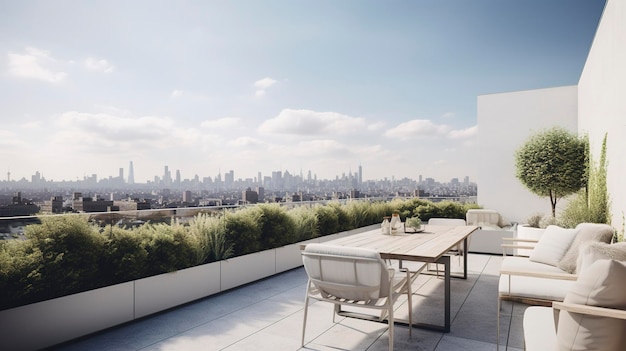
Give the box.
[6,161,472,186]
[0,1,604,183]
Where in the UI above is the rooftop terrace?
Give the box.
[53,253,525,351]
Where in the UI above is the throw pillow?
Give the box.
[557,259,626,350]
[558,223,614,274]
[576,241,626,274]
[528,225,578,267]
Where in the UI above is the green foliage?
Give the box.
[222,208,262,255]
[344,201,377,228]
[288,206,319,241]
[515,127,588,217]
[188,213,233,262]
[0,197,483,311]
[139,223,203,276]
[24,216,106,301]
[254,204,298,249]
[102,226,148,284]
[560,133,611,228]
[314,204,340,235]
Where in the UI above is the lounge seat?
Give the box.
[497,223,614,349]
[523,259,626,350]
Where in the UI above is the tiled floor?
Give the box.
[52,254,526,351]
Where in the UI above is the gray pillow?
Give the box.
[576,241,626,273]
[558,223,613,274]
[557,259,626,350]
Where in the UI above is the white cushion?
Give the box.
[577,241,626,273]
[499,256,575,301]
[557,259,626,350]
[529,225,578,267]
[523,306,558,351]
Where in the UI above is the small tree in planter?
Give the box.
[515,127,588,218]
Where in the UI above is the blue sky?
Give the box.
[0,0,605,184]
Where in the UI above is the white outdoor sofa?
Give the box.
[465,209,516,254]
[497,223,615,348]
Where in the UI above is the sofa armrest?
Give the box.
[500,269,578,281]
[553,301,626,320]
[502,237,539,256]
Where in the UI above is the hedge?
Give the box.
[0,198,478,310]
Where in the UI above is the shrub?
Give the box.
[0,239,42,310]
[560,133,610,228]
[255,204,298,249]
[188,213,233,262]
[289,206,319,241]
[222,208,262,255]
[315,204,340,236]
[138,223,202,276]
[344,200,376,228]
[327,202,353,232]
[24,215,106,300]
[102,226,148,284]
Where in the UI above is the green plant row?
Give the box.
[0,198,478,311]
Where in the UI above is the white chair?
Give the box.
[301,243,423,351]
[426,218,468,276]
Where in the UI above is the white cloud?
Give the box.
[201,117,241,129]
[258,109,366,136]
[384,119,450,140]
[20,121,41,129]
[447,125,477,139]
[254,77,277,96]
[7,47,66,83]
[170,90,184,98]
[55,111,177,148]
[84,57,115,73]
[229,137,265,147]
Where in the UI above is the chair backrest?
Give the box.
[466,209,501,227]
[302,243,390,301]
[428,218,466,226]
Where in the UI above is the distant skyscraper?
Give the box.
[119,168,124,182]
[176,170,181,183]
[358,164,363,185]
[128,161,135,184]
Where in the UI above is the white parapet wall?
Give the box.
[476,86,578,224]
[578,0,626,229]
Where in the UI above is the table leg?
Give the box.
[463,236,468,280]
[443,254,451,332]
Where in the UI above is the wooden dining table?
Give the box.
[305,224,479,332]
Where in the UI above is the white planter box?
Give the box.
[276,239,318,273]
[0,282,134,351]
[469,229,515,254]
[220,250,276,291]
[135,262,221,318]
[0,225,375,350]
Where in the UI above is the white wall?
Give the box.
[578,0,626,230]
[476,86,578,223]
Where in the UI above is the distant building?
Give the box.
[182,190,193,204]
[242,188,258,204]
[40,196,64,214]
[0,192,39,216]
[73,196,115,213]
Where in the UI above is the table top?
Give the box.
[316,224,479,263]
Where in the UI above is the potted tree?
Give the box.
[514,127,588,254]
[515,127,588,218]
